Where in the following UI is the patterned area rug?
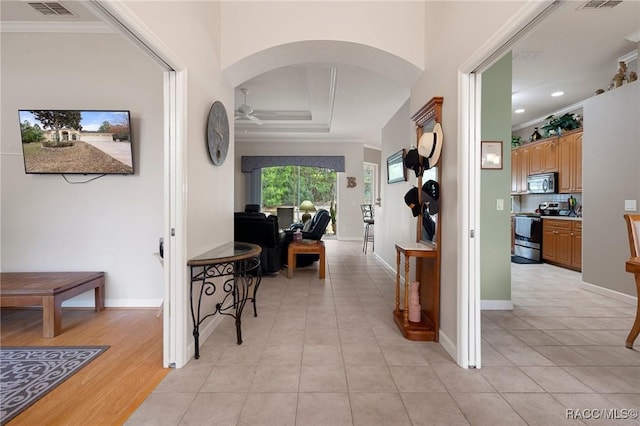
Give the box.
[0,346,109,425]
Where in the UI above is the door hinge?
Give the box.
[470,230,475,238]
[171,228,175,236]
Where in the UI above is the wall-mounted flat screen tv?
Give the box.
[19,110,134,175]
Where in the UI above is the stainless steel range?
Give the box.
[513,213,542,262]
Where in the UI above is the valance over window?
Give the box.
[241,156,345,173]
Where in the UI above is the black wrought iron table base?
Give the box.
[187,242,262,359]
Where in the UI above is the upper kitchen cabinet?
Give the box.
[558,130,583,193]
[511,130,582,195]
[511,144,529,194]
[529,137,558,174]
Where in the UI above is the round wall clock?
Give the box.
[206,101,229,166]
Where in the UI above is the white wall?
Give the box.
[410,0,528,348]
[583,81,639,297]
[234,142,364,240]
[378,100,416,271]
[123,0,234,259]
[0,32,164,306]
[120,1,235,365]
[220,1,425,71]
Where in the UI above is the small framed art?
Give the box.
[481,141,503,170]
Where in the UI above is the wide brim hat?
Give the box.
[418,122,443,169]
[403,148,423,177]
[421,179,440,215]
[404,187,421,217]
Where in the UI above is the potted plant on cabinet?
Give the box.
[540,113,582,137]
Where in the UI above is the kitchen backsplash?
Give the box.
[512,193,582,214]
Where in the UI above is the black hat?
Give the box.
[403,148,423,177]
[404,187,421,217]
[421,179,440,215]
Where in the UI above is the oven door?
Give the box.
[514,216,542,246]
[514,216,542,261]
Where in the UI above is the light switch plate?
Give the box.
[624,200,637,211]
[497,199,504,211]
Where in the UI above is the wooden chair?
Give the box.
[623,214,640,349]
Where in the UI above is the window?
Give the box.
[261,166,336,225]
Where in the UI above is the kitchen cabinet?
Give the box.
[571,220,582,269]
[511,150,521,193]
[511,146,529,194]
[542,218,581,271]
[529,138,558,174]
[558,130,582,193]
[511,137,558,194]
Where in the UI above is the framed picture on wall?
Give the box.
[386,149,407,184]
[481,141,503,169]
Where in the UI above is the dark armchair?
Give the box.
[234,207,285,274]
[283,209,331,267]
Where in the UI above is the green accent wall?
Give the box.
[480,52,512,302]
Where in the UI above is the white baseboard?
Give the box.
[337,236,362,242]
[61,298,163,308]
[375,253,397,277]
[480,300,514,310]
[438,329,457,363]
[582,282,637,305]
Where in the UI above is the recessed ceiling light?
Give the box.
[551,91,564,97]
[515,109,525,114]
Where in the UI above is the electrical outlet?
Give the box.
[625,200,637,211]
[497,199,504,211]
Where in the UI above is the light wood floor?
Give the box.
[1,307,168,425]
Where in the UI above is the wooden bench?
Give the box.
[0,272,105,337]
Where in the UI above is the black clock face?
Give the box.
[206,101,229,166]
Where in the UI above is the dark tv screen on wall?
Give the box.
[19,109,134,175]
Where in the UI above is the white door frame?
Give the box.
[457,1,558,368]
[88,0,189,368]
[363,162,378,206]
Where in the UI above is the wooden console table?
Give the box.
[393,242,438,341]
[187,242,262,359]
[0,271,105,337]
[287,240,325,279]
[624,257,640,349]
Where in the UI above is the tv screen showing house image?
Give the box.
[19,110,134,175]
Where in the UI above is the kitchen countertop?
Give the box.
[541,216,582,221]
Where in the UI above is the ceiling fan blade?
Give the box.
[247,114,264,125]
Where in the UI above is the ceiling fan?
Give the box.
[235,88,264,125]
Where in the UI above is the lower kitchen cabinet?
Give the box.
[542,218,581,271]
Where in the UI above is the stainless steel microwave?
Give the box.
[527,172,558,194]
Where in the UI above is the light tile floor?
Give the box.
[126,240,640,425]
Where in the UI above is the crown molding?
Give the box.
[0,21,113,33]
